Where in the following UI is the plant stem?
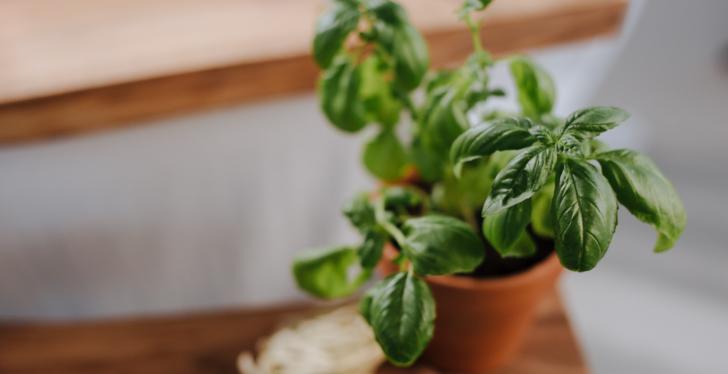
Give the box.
[395,87,418,122]
[464,12,483,53]
[375,198,413,271]
[374,197,407,248]
[396,254,410,272]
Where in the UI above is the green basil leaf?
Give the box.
[508,231,537,258]
[343,192,377,234]
[359,230,387,268]
[450,117,536,177]
[363,129,408,181]
[510,57,555,118]
[292,246,371,298]
[595,149,686,252]
[483,144,557,215]
[531,181,555,238]
[362,272,435,366]
[359,275,386,324]
[402,215,484,275]
[553,158,618,271]
[360,55,401,127]
[312,1,361,68]
[482,199,536,257]
[418,88,470,167]
[365,0,408,25]
[318,56,368,132]
[369,2,429,91]
[390,23,429,90]
[561,106,630,139]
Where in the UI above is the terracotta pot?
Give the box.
[378,244,563,373]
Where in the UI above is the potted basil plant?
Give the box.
[293,0,686,372]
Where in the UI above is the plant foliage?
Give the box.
[295,0,686,366]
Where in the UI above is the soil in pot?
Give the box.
[468,226,555,278]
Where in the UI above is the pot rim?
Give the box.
[424,250,563,291]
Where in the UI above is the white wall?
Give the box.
[561,1,728,373]
[0,96,371,318]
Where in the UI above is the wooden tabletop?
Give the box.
[0,290,586,374]
[0,0,627,144]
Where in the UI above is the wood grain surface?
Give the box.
[0,291,587,374]
[0,0,627,144]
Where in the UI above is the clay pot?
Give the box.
[378,244,563,373]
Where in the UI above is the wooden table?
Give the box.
[0,0,627,144]
[0,291,587,374]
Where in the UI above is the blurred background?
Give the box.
[0,0,726,373]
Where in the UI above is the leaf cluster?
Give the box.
[294,185,483,366]
[314,0,429,180]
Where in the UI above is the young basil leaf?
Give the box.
[449,117,536,177]
[342,192,389,268]
[312,1,361,68]
[460,0,493,14]
[509,57,555,119]
[425,69,456,94]
[362,272,435,367]
[343,192,377,234]
[318,56,368,132]
[402,215,484,275]
[483,144,557,215]
[383,186,424,212]
[531,181,555,238]
[561,106,630,139]
[595,149,686,252]
[292,246,371,298]
[553,158,618,272]
[413,51,496,180]
[461,51,495,106]
[359,230,387,268]
[363,129,408,181]
[360,55,401,127]
[589,139,610,156]
[482,199,536,257]
[540,113,563,129]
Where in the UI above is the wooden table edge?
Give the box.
[0,0,627,145]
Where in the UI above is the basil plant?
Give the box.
[293,0,685,366]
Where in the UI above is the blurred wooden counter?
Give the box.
[0,291,586,374]
[0,0,627,144]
